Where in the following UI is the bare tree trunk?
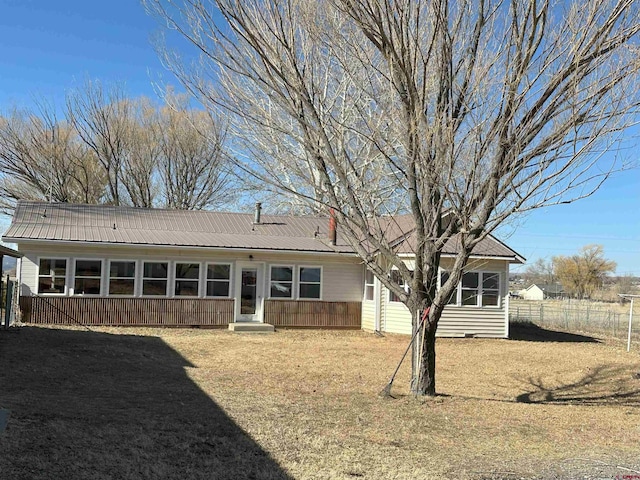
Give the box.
[416,320,438,396]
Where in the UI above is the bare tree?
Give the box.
[158,92,232,210]
[146,0,640,396]
[523,258,556,286]
[1,82,233,212]
[123,97,162,208]
[0,105,107,212]
[66,80,134,205]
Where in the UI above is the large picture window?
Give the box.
[299,267,321,299]
[74,259,102,295]
[109,260,136,296]
[206,263,231,297]
[38,258,67,294]
[175,263,200,297]
[270,266,293,298]
[143,262,169,296]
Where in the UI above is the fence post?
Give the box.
[540,304,544,324]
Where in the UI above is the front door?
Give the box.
[235,264,263,322]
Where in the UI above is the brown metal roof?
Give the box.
[2,201,353,254]
[2,201,523,262]
[392,231,524,262]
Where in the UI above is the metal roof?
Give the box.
[2,201,352,254]
[0,244,22,258]
[2,201,524,262]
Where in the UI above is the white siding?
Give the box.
[321,261,364,302]
[521,285,544,300]
[16,242,364,303]
[19,252,38,296]
[381,258,511,338]
[361,300,375,331]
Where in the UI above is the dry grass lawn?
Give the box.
[1,323,639,479]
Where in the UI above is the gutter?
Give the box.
[3,237,361,257]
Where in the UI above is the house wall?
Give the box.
[381,257,511,338]
[521,285,544,301]
[361,299,376,331]
[18,242,364,301]
[17,242,364,327]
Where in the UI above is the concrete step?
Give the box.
[228,322,275,333]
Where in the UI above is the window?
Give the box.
[364,270,375,301]
[38,258,67,294]
[439,270,458,305]
[439,270,501,307]
[270,266,293,298]
[143,262,169,296]
[461,272,479,306]
[206,263,231,297]
[109,261,136,296]
[74,259,102,295]
[482,272,500,306]
[389,270,411,303]
[175,263,200,297]
[299,267,321,299]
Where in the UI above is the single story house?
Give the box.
[520,283,565,301]
[2,201,524,337]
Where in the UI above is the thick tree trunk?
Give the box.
[415,321,437,396]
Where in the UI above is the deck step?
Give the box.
[228,322,275,333]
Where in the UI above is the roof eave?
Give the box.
[4,237,359,257]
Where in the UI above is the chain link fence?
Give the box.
[509,299,638,341]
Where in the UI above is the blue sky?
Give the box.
[0,0,639,275]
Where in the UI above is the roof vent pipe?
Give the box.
[254,202,262,224]
[329,208,337,245]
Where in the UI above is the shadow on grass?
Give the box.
[0,327,292,480]
[515,364,640,406]
[509,321,600,343]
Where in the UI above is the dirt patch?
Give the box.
[1,326,639,479]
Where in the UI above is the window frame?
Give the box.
[107,259,138,297]
[205,262,233,298]
[438,269,459,306]
[388,269,412,303]
[364,269,375,302]
[36,257,69,296]
[141,260,170,297]
[269,264,294,299]
[72,258,104,296]
[480,271,501,307]
[438,269,502,308]
[298,265,322,300]
[173,262,201,298]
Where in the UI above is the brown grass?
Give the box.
[1,324,639,479]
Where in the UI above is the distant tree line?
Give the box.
[0,81,234,213]
[523,244,622,299]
